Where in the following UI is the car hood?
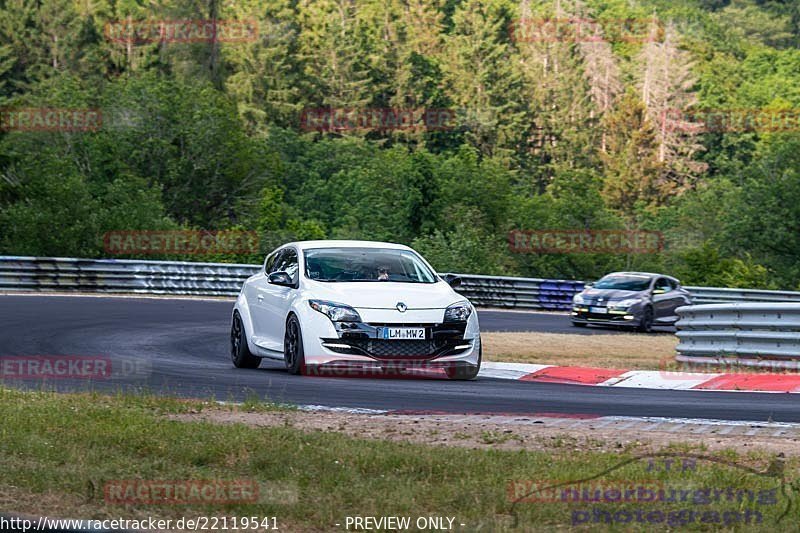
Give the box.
[581,288,646,301]
[304,280,462,309]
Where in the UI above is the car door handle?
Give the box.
[257,295,264,302]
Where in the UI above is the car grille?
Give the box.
[344,339,439,358]
[325,322,469,359]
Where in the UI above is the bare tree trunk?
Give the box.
[635,21,706,195]
[208,0,221,89]
[126,15,133,68]
[571,0,621,154]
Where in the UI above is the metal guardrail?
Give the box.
[683,286,800,305]
[443,275,800,308]
[3,256,800,311]
[675,303,800,367]
[448,275,800,308]
[0,256,259,296]
[0,257,584,308]
[440,273,584,310]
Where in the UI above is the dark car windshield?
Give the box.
[593,275,651,291]
[304,247,437,283]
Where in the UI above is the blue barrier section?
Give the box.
[538,281,585,310]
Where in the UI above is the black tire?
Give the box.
[446,342,481,380]
[284,314,306,375]
[638,306,654,333]
[230,312,261,369]
[572,321,588,328]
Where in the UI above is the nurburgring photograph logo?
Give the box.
[507,451,797,528]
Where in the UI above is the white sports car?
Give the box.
[230,240,482,379]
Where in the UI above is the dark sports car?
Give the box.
[570,272,692,332]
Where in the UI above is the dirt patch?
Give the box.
[483,331,678,369]
[170,408,800,458]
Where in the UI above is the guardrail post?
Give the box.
[675,303,800,371]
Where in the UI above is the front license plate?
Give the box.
[381,327,426,340]
[590,306,608,314]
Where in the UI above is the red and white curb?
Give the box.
[479,362,800,393]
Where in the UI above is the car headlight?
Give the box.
[309,300,362,322]
[611,298,642,309]
[573,294,585,305]
[444,300,472,322]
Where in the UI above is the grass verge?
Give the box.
[482,331,678,370]
[1,389,797,531]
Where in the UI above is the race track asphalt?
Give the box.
[0,295,796,423]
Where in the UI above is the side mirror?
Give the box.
[585,282,594,288]
[268,271,294,287]
[442,274,462,288]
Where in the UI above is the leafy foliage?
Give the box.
[1,0,799,287]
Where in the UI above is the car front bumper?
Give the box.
[298,303,481,369]
[570,305,643,327]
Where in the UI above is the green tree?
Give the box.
[599,90,664,219]
[297,0,373,109]
[441,0,527,161]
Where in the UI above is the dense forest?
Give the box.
[1,0,799,288]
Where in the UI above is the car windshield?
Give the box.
[304,247,437,283]
[593,275,651,291]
